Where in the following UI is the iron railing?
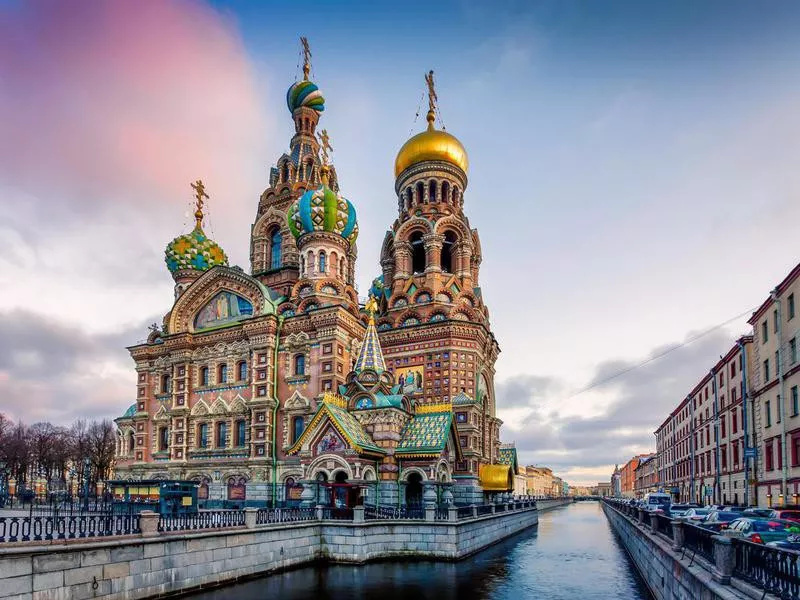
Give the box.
[733,538,800,599]
[320,507,354,521]
[0,513,141,543]
[653,514,674,540]
[457,505,475,519]
[255,507,316,525]
[158,510,245,532]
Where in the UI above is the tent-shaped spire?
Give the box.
[354,295,386,374]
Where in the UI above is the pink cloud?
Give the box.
[0,0,269,215]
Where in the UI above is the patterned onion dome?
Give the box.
[165,225,228,274]
[286,80,325,113]
[287,183,358,244]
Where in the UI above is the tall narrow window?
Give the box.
[792,386,799,417]
[292,416,304,444]
[218,363,227,384]
[198,423,208,448]
[319,251,326,273]
[161,375,171,394]
[158,427,169,452]
[410,232,426,274]
[764,359,770,382]
[791,338,798,364]
[238,361,247,381]
[766,399,772,427]
[216,422,227,448]
[774,309,779,333]
[270,229,282,269]
[763,321,769,343]
[429,180,437,202]
[790,293,796,320]
[236,420,246,447]
[294,354,306,376]
[441,231,456,273]
[200,366,209,387]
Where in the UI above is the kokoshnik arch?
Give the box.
[114,40,513,508]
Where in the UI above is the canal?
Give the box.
[191,501,651,600]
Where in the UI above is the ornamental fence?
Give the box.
[0,500,538,544]
[603,498,800,600]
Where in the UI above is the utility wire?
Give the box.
[566,306,758,400]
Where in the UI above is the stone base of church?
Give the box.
[452,476,484,505]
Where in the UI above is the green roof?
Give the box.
[288,400,384,456]
[499,447,519,473]
[452,391,480,405]
[396,411,453,456]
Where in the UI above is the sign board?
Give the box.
[744,448,757,459]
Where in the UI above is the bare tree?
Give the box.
[87,420,116,485]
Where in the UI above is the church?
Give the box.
[114,40,514,508]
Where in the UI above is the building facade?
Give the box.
[750,264,800,507]
[113,46,512,507]
[619,455,649,498]
[633,455,657,498]
[654,338,753,505]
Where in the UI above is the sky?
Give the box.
[2,0,800,485]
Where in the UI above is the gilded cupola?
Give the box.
[394,70,468,178]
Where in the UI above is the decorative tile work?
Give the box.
[396,411,453,455]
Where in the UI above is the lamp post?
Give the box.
[82,457,90,512]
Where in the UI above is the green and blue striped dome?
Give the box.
[287,80,325,113]
[287,184,358,244]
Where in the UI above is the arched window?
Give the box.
[429,180,437,202]
[406,187,413,210]
[218,363,227,384]
[200,366,209,387]
[305,161,314,182]
[319,251,326,273]
[198,423,209,448]
[292,416,304,444]
[127,432,134,453]
[270,229,282,269]
[216,422,227,448]
[282,162,290,182]
[294,354,306,376]
[410,232,426,274]
[416,181,425,204]
[300,255,306,276]
[235,420,247,447]
[158,427,169,452]
[237,361,247,381]
[441,231,456,273]
[161,374,171,394]
[442,181,450,204]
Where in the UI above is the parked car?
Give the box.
[742,508,774,518]
[701,509,744,532]
[769,509,800,523]
[724,518,800,544]
[643,493,672,512]
[669,503,700,518]
[766,534,800,552]
[683,508,711,523]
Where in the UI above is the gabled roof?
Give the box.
[452,391,480,406]
[498,446,519,473]
[287,398,385,456]
[396,406,457,457]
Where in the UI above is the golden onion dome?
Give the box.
[394,111,468,178]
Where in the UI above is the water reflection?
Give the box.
[192,501,651,600]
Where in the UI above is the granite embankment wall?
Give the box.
[0,502,560,600]
[601,502,767,600]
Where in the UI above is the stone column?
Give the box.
[139,511,159,537]
[394,244,411,280]
[353,505,365,523]
[637,508,646,525]
[711,535,734,584]
[316,505,325,520]
[671,518,686,552]
[423,234,444,275]
[244,507,258,529]
[424,484,437,521]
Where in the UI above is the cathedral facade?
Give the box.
[114,45,511,507]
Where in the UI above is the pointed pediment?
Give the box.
[153,406,170,422]
[285,390,310,410]
[210,397,229,415]
[191,399,210,416]
[286,399,385,457]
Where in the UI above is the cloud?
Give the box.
[0,309,156,424]
[499,327,739,484]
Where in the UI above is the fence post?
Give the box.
[139,511,159,537]
[471,504,477,518]
[671,518,685,552]
[353,506,365,523]
[637,508,646,525]
[316,505,324,520]
[425,506,436,522]
[448,507,458,522]
[711,536,734,584]
[243,508,258,529]
[648,512,658,532]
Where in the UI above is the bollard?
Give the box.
[671,518,686,552]
[711,535,734,584]
[139,510,159,537]
[244,507,258,529]
[353,505,365,523]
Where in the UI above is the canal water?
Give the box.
[192,501,651,600]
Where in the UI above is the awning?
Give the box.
[479,464,513,492]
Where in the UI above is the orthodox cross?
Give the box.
[364,294,379,320]
[301,36,312,80]
[318,129,333,165]
[425,70,438,116]
[190,179,209,228]
[148,322,160,334]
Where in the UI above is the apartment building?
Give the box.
[634,455,658,497]
[749,264,800,506]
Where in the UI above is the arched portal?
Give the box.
[406,472,423,507]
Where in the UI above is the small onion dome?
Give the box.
[165,225,228,274]
[394,114,468,177]
[286,79,325,113]
[287,183,358,244]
